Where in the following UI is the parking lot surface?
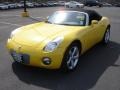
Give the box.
[0,7,120,90]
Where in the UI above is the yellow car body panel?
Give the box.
[7,17,110,69]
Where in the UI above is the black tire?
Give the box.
[61,43,81,72]
[102,27,110,44]
[99,5,102,7]
[77,5,79,8]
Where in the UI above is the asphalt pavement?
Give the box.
[0,7,120,90]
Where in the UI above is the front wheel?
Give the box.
[98,5,102,7]
[61,43,80,72]
[102,27,110,44]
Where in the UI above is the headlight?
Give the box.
[9,28,20,39]
[44,36,64,52]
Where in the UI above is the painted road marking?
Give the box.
[0,15,20,17]
[0,22,22,26]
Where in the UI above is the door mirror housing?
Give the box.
[91,20,98,25]
[45,16,49,22]
[47,16,49,19]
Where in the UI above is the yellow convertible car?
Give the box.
[7,9,110,71]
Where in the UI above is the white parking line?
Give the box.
[35,17,45,19]
[0,22,22,26]
[0,14,45,20]
[29,16,45,22]
[0,15,45,19]
[0,15,20,17]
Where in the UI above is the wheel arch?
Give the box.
[60,39,82,71]
[70,40,82,53]
[107,24,111,29]
[102,24,111,44]
[63,39,82,57]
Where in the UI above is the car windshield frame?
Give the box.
[47,11,89,26]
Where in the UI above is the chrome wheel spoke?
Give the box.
[73,53,79,60]
[105,30,110,43]
[67,46,80,70]
[67,59,73,69]
[69,50,72,56]
[67,57,72,65]
[72,47,77,56]
[71,59,74,69]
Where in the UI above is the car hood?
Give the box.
[12,22,85,46]
[0,5,6,7]
[77,3,83,5]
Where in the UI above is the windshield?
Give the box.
[47,11,86,26]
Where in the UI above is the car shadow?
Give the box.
[12,41,120,90]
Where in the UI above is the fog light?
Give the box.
[42,57,51,65]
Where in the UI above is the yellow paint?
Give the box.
[7,17,110,69]
[21,11,29,17]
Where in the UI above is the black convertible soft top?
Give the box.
[61,8,102,24]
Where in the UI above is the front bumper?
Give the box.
[0,7,8,9]
[7,39,65,69]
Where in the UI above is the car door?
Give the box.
[73,2,76,7]
[69,2,75,7]
[80,21,103,53]
[69,2,73,7]
[80,27,97,53]
[85,21,104,49]
[94,20,107,41]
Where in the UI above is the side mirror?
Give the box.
[45,16,49,22]
[91,20,98,25]
[47,16,49,19]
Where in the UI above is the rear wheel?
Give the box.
[102,27,110,44]
[61,43,80,72]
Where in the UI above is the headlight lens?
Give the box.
[44,36,64,52]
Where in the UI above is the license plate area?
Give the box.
[11,51,22,63]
